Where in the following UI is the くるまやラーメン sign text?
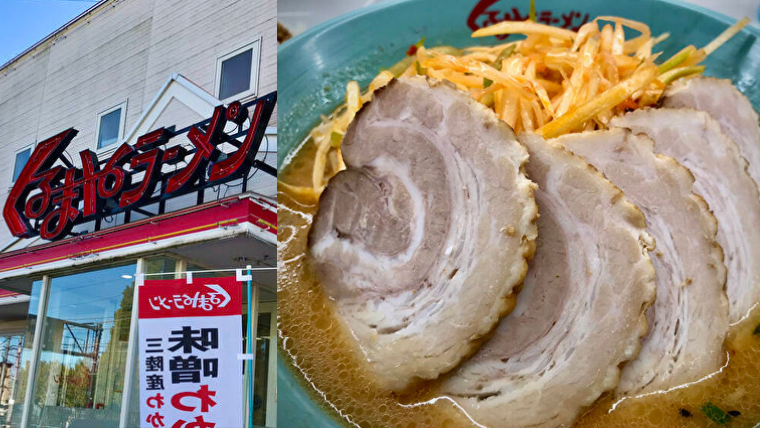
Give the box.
[139,277,243,428]
[2,92,276,241]
[467,0,590,38]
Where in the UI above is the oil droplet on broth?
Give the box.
[278,145,760,428]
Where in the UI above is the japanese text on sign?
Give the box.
[148,284,232,312]
[139,277,242,428]
[467,0,590,39]
[3,93,276,241]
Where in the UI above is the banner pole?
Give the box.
[119,258,145,428]
[247,267,254,428]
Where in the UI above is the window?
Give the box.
[0,282,34,428]
[27,264,137,428]
[96,101,127,149]
[12,145,33,183]
[0,333,25,427]
[215,38,261,102]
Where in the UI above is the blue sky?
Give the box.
[0,0,97,66]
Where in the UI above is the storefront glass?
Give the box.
[27,264,136,428]
[0,253,273,428]
[1,281,40,428]
[0,335,24,428]
[145,257,179,281]
[126,256,178,427]
[252,307,275,427]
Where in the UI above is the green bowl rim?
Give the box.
[279,0,760,53]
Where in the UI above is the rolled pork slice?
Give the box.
[556,128,728,395]
[308,77,539,391]
[613,108,760,324]
[441,133,656,428]
[663,77,760,191]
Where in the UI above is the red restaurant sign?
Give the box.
[3,92,276,241]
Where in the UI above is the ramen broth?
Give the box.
[278,141,760,428]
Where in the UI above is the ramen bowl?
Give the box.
[277,1,760,426]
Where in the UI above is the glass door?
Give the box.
[250,302,275,428]
[0,334,24,428]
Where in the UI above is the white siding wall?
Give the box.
[0,0,276,244]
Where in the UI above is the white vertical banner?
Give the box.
[138,277,243,428]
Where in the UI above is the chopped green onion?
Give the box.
[389,56,415,77]
[415,61,427,75]
[480,93,495,108]
[483,78,493,88]
[659,65,704,85]
[701,402,730,425]
[330,132,343,148]
[529,0,536,22]
[494,44,517,71]
[415,37,426,48]
[658,46,695,73]
[430,45,464,56]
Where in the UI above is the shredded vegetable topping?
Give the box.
[280,15,749,198]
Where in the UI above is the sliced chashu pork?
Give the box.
[309,77,538,391]
[441,133,656,428]
[556,129,728,395]
[663,77,760,190]
[613,109,760,324]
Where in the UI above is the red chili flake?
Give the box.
[407,45,418,56]
[618,97,638,111]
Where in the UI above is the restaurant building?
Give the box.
[0,1,277,427]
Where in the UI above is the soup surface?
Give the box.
[278,140,760,428]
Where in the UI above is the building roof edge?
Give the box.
[0,0,114,74]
